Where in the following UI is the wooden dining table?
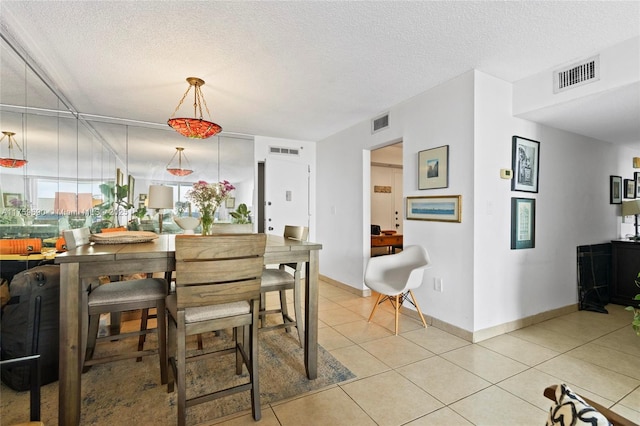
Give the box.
[55,233,322,426]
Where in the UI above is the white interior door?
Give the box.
[264,157,309,236]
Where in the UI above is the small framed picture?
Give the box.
[3,192,23,208]
[418,145,449,190]
[511,136,540,193]
[511,197,535,250]
[127,175,135,201]
[635,172,640,198]
[406,195,461,222]
[225,197,235,209]
[610,175,622,204]
[139,193,147,202]
[625,179,636,199]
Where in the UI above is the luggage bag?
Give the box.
[1,264,60,391]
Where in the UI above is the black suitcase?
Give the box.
[1,264,60,391]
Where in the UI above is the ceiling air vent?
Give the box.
[553,55,599,94]
[269,146,300,156]
[371,113,389,134]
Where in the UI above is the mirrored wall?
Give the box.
[0,32,255,242]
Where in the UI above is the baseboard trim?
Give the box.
[401,303,579,343]
[319,276,578,343]
[320,274,371,297]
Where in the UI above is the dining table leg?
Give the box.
[304,249,319,380]
[59,262,82,426]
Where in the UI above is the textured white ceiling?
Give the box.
[1,1,639,147]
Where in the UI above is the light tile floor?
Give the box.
[209,279,640,426]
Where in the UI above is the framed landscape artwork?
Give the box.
[511,136,540,193]
[610,175,622,204]
[406,195,461,222]
[418,145,449,190]
[511,197,536,249]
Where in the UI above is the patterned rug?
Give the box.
[0,328,355,425]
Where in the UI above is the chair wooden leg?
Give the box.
[167,313,176,394]
[156,301,168,385]
[394,295,400,335]
[368,293,384,322]
[279,290,292,332]
[137,308,149,362]
[83,313,100,372]
[196,334,204,350]
[235,326,243,375]
[293,269,304,348]
[176,311,187,426]
[408,290,427,328]
[250,300,261,421]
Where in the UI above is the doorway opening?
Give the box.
[370,142,403,256]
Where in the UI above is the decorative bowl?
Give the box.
[173,216,201,234]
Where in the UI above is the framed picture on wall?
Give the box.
[418,145,449,190]
[510,197,535,249]
[610,175,622,204]
[625,179,636,199]
[635,172,640,198]
[406,195,461,222]
[3,192,23,208]
[511,136,540,193]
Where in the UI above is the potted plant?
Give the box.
[625,272,640,336]
[229,203,251,224]
[92,182,134,232]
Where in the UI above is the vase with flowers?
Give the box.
[185,180,235,235]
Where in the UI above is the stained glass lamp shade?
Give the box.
[167,77,222,139]
[0,131,28,168]
[166,147,193,176]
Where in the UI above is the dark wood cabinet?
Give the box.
[610,240,640,306]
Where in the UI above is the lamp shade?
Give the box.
[147,185,174,209]
[622,200,640,216]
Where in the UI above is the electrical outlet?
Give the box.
[434,278,443,292]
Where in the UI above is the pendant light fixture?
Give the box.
[166,147,194,176]
[0,131,28,168]
[167,77,222,139]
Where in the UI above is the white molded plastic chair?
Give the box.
[364,245,430,335]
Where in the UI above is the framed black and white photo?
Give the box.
[418,145,449,190]
[625,179,636,199]
[610,175,622,204]
[511,136,540,193]
[511,197,535,249]
[635,172,640,198]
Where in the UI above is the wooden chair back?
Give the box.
[174,234,266,310]
[283,225,308,242]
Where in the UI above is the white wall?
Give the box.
[317,69,640,335]
[473,71,627,332]
[318,71,477,331]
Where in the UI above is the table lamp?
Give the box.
[147,185,173,234]
[622,199,640,241]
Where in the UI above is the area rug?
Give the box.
[0,328,355,425]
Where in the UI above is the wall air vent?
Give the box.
[269,146,300,156]
[371,113,389,134]
[553,55,600,93]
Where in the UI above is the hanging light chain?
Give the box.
[169,85,193,119]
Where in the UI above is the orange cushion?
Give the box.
[0,238,42,255]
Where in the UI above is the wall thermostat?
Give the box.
[500,169,513,179]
